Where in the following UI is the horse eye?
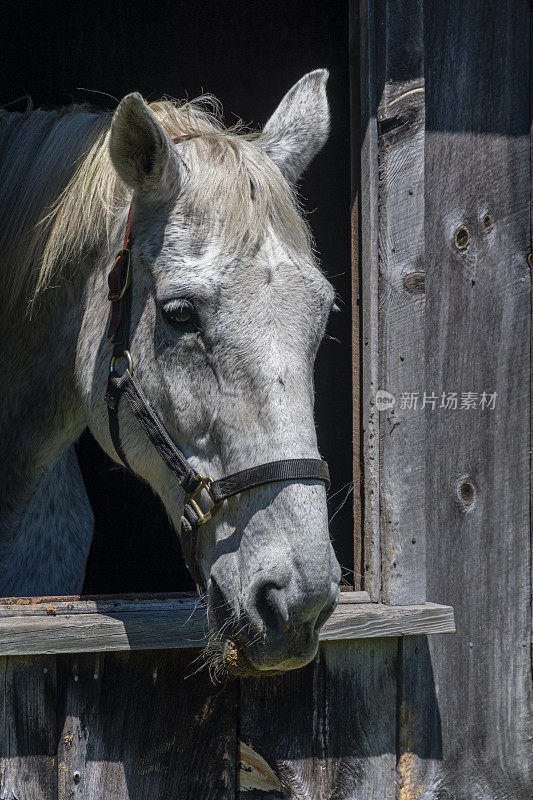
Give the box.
[162,299,197,328]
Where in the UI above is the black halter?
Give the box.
[104,200,330,588]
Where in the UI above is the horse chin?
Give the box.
[221,639,275,677]
[221,638,317,678]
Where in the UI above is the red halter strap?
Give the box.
[106,205,134,340]
[106,134,199,339]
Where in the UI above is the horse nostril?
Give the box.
[246,576,339,640]
[249,579,289,635]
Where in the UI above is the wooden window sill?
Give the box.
[0,593,455,656]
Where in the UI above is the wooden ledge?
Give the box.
[0,593,455,656]
[323,599,455,640]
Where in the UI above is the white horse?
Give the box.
[0,70,341,674]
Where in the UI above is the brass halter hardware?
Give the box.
[184,475,221,526]
[109,350,133,376]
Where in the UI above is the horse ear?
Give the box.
[109,93,179,197]
[259,69,330,184]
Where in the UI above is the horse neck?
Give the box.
[0,445,94,596]
[0,278,93,593]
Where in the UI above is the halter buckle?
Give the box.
[109,350,133,376]
[184,475,221,526]
[108,249,131,302]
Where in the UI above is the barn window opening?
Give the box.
[66,1,355,596]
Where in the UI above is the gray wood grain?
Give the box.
[323,602,454,640]
[354,1,532,798]
[56,650,236,800]
[358,0,426,604]
[350,0,363,593]
[0,655,58,800]
[396,637,442,799]
[0,592,203,616]
[338,590,371,603]
[359,0,382,601]
[375,0,426,604]
[0,610,207,655]
[0,590,369,617]
[0,600,454,656]
[0,650,237,799]
[237,638,398,800]
[0,590,371,619]
[423,1,533,797]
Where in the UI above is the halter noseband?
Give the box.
[104,170,330,588]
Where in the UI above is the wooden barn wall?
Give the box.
[0,650,237,799]
[358,0,427,605]
[0,641,402,800]
[358,0,532,798]
[422,0,533,797]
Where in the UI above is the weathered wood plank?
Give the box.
[359,0,382,601]
[0,655,58,800]
[54,649,237,799]
[0,590,370,617]
[0,592,205,616]
[323,602,454,640]
[423,1,533,797]
[0,610,207,655]
[375,0,426,604]
[350,0,364,592]
[396,637,442,799]
[237,638,398,800]
[358,0,426,604]
[338,590,371,603]
[0,601,454,656]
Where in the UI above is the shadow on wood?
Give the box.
[237,637,443,800]
[0,637,445,799]
[0,650,237,800]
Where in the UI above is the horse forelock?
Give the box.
[0,96,314,310]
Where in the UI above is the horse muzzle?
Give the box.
[210,571,340,675]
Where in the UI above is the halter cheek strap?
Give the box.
[104,173,331,589]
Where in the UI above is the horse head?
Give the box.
[79,70,341,675]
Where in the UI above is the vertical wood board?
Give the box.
[1,650,237,800]
[0,655,58,800]
[376,0,426,604]
[359,0,382,601]
[350,0,364,591]
[424,1,533,797]
[358,0,427,603]
[237,638,398,800]
[56,649,237,800]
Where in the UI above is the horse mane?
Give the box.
[0,97,312,310]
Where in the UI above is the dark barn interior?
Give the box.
[1,0,352,594]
